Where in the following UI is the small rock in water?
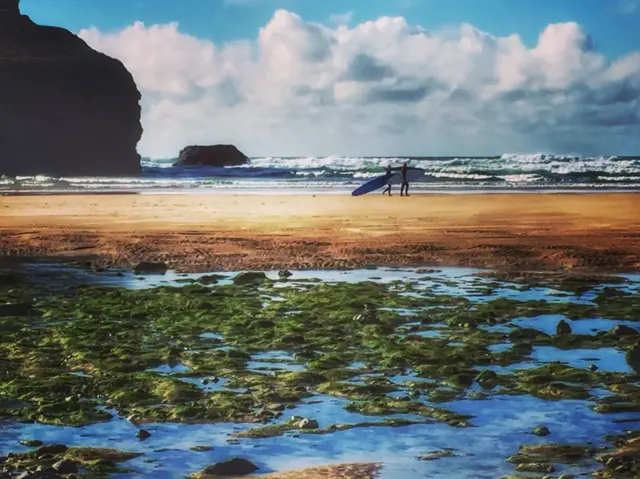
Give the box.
[136,429,151,441]
[190,445,213,452]
[36,465,57,477]
[133,261,168,275]
[588,364,599,372]
[18,439,43,447]
[35,444,68,457]
[298,418,319,429]
[515,463,555,473]
[531,426,551,437]
[200,457,259,476]
[198,274,224,285]
[233,272,267,285]
[278,270,293,278]
[53,459,78,474]
[418,449,456,461]
[556,319,572,335]
[626,341,640,374]
[610,324,639,339]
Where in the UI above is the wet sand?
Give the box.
[1,193,639,272]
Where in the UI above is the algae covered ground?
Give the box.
[0,265,639,478]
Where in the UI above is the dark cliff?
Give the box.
[0,0,143,177]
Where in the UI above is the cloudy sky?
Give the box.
[23,0,640,158]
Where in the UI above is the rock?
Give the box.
[190,445,213,452]
[35,466,56,478]
[515,463,555,473]
[15,473,39,479]
[418,449,456,460]
[556,319,572,335]
[626,342,640,374]
[588,364,599,372]
[133,262,168,275]
[298,418,319,429]
[558,475,575,479]
[278,270,293,278]
[475,370,498,388]
[233,272,267,285]
[199,457,259,476]
[197,274,223,285]
[174,145,249,167]
[136,429,151,441]
[19,439,43,447]
[53,459,78,474]
[610,324,639,339]
[35,444,68,457]
[0,1,142,177]
[0,302,32,317]
[531,426,551,437]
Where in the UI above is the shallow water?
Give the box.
[1,264,639,478]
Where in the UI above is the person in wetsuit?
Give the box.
[400,162,410,196]
[382,164,393,196]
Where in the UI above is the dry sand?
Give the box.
[1,193,639,272]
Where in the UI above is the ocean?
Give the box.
[1,153,639,194]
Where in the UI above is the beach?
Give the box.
[1,192,639,272]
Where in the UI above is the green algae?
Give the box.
[233,417,435,439]
[2,445,142,477]
[1,268,639,438]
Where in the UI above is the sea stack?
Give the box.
[173,145,249,167]
[0,0,143,177]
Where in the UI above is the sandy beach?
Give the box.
[1,192,639,272]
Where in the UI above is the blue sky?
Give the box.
[22,0,640,60]
[19,0,640,156]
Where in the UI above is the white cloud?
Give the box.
[79,10,640,158]
[329,11,353,26]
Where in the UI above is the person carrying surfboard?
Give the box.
[400,162,410,197]
[382,165,393,196]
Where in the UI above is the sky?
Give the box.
[21,0,640,158]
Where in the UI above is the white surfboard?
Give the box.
[388,169,425,185]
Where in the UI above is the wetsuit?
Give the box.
[382,166,392,195]
[400,164,409,196]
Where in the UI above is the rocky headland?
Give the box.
[0,0,142,177]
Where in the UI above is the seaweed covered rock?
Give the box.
[556,319,572,335]
[174,145,249,167]
[233,271,267,285]
[0,0,142,176]
[610,324,639,339]
[626,342,640,374]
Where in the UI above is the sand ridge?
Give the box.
[1,193,639,272]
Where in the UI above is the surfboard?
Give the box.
[351,173,392,196]
[388,169,425,185]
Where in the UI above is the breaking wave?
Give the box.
[2,153,639,193]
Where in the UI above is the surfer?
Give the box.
[400,162,410,197]
[382,165,393,196]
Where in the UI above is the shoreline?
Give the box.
[3,187,640,197]
[1,192,639,273]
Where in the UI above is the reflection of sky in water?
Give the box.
[531,346,633,373]
[513,315,639,336]
[247,351,306,373]
[488,343,512,353]
[4,264,640,478]
[147,363,190,375]
[199,332,223,340]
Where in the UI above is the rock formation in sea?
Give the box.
[0,0,142,177]
[173,145,249,167]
